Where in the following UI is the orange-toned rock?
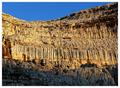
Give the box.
[2,3,118,69]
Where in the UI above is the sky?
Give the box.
[2,2,112,21]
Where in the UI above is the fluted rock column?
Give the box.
[104,50,109,65]
[34,47,40,64]
[29,47,32,58]
[49,47,52,62]
[40,47,44,63]
[48,47,50,61]
[99,49,104,66]
[51,48,54,62]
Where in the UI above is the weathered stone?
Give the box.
[2,3,118,86]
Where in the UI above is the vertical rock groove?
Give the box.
[2,3,118,69]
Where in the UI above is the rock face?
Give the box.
[2,3,118,86]
[2,58,116,86]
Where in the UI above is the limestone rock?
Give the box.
[2,3,118,86]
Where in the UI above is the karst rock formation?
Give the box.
[2,2,118,86]
[2,3,118,69]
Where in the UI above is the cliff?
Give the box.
[2,3,118,70]
[2,2,118,86]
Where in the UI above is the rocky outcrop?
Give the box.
[2,3,118,68]
[2,2,118,86]
[2,58,116,86]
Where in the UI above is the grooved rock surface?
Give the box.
[2,2,118,86]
